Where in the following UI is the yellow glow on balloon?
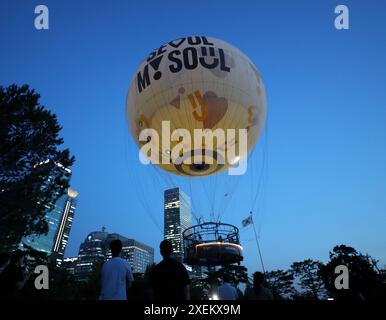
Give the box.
[126,36,267,177]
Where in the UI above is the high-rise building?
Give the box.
[106,233,154,274]
[75,229,108,281]
[62,257,78,275]
[164,187,192,262]
[74,229,154,281]
[20,160,78,266]
[51,188,78,266]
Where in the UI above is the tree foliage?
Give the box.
[215,264,249,287]
[265,269,295,299]
[319,245,386,300]
[0,84,75,250]
[290,259,326,300]
[11,244,386,300]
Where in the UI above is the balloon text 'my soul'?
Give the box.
[137,36,231,93]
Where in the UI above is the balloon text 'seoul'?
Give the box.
[127,36,267,178]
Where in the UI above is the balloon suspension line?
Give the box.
[189,178,201,224]
[251,212,266,274]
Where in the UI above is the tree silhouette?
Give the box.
[0,84,75,251]
[215,265,249,287]
[319,245,385,300]
[291,259,326,300]
[265,269,296,299]
[20,261,80,300]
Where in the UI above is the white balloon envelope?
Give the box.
[126,36,267,177]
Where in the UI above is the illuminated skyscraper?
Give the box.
[51,188,78,266]
[74,229,154,281]
[75,229,108,281]
[20,160,78,266]
[62,257,78,275]
[106,233,154,274]
[164,187,192,262]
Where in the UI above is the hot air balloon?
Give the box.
[126,36,267,177]
[126,36,268,268]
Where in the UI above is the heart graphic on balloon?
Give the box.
[202,91,228,129]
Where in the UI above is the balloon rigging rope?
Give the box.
[124,145,163,234]
[250,121,269,215]
[189,178,201,224]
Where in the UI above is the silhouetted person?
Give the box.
[149,240,190,301]
[100,239,134,300]
[0,250,29,298]
[218,274,238,300]
[250,271,273,300]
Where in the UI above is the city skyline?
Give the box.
[1,0,386,275]
[73,229,154,281]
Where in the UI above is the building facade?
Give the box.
[164,187,192,262]
[62,257,78,275]
[106,233,154,274]
[52,188,78,266]
[20,160,78,266]
[75,230,108,281]
[74,230,154,281]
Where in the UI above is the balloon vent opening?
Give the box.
[190,163,210,172]
[174,149,224,176]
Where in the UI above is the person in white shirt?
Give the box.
[218,274,238,300]
[100,239,134,300]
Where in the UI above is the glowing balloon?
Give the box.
[126,36,267,177]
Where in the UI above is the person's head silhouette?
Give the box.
[251,271,273,300]
[160,240,173,259]
[223,273,232,284]
[253,272,264,285]
[110,239,122,257]
[253,271,265,292]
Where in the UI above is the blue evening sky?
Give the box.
[1,0,385,273]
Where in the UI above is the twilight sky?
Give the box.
[1,0,386,273]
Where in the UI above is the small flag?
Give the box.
[242,214,253,227]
